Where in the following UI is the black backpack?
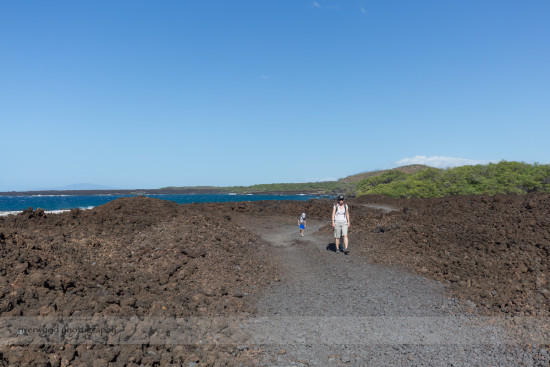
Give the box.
[334,203,348,214]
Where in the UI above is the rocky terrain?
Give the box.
[352,193,549,317]
[0,193,548,365]
[0,197,276,366]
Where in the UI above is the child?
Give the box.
[298,213,307,237]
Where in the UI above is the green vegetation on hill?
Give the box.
[356,161,550,198]
[222,181,342,194]
[161,182,343,195]
[339,164,430,183]
[161,162,549,198]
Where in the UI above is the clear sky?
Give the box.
[1,0,549,191]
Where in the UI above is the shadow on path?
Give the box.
[326,242,338,252]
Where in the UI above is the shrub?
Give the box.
[356,161,550,198]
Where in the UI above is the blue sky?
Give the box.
[1,0,549,191]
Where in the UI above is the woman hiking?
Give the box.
[332,194,350,254]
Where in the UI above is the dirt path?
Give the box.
[239,214,547,366]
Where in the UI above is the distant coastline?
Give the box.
[0,188,328,197]
[0,192,324,213]
[0,165,433,198]
[7,162,544,198]
[0,188,222,197]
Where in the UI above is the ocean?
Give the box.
[0,193,325,216]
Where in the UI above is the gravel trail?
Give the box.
[243,215,548,366]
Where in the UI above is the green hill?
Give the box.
[356,161,550,198]
[160,182,343,195]
[162,166,431,195]
[221,181,341,194]
[339,164,431,183]
[161,161,549,198]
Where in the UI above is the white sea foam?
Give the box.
[30,194,69,197]
[46,210,71,215]
[0,208,91,217]
[0,211,21,217]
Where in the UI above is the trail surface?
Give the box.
[239,214,547,366]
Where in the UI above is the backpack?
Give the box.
[334,203,348,214]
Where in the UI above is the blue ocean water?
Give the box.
[0,193,324,213]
